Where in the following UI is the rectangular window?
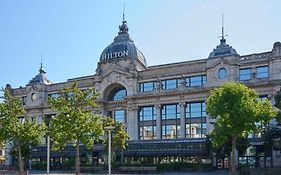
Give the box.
[256,66,269,79]
[139,106,156,121]
[186,123,206,138]
[186,75,207,87]
[48,93,61,99]
[139,82,155,92]
[161,79,180,90]
[140,126,156,140]
[186,102,206,118]
[21,96,27,105]
[239,68,251,81]
[162,125,180,139]
[258,95,268,101]
[114,110,126,124]
[162,104,180,120]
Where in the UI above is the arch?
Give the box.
[103,83,127,101]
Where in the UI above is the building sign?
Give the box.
[102,50,129,60]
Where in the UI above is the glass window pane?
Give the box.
[240,68,251,81]
[162,125,179,139]
[139,106,155,121]
[140,82,155,92]
[114,110,125,123]
[256,66,269,79]
[162,79,179,89]
[190,76,202,86]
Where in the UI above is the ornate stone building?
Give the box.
[5,18,281,168]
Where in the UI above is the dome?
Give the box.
[28,65,52,85]
[209,38,239,58]
[273,41,281,48]
[99,20,147,66]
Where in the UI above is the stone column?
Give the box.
[127,106,138,140]
[155,104,162,139]
[180,102,186,138]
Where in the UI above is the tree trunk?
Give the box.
[75,140,80,175]
[231,137,237,175]
[18,146,24,175]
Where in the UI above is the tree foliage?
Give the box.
[206,82,277,175]
[0,89,45,175]
[48,82,103,175]
[102,117,129,159]
[274,88,281,124]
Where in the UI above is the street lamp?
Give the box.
[44,115,53,175]
[104,126,115,175]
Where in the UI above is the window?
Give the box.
[161,104,180,139]
[258,95,268,101]
[113,110,126,123]
[162,104,180,120]
[256,66,269,79]
[48,93,61,99]
[140,126,156,140]
[162,125,180,139]
[139,106,156,140]
[186,75,207,87]
[139,82,155,92]
[186,123,206,138]
[21,96,27,105]
[218,68,227,79]
[185,101,206,138]
[186,102,206,118]
[108,87,127,101]
[139,106,156,121]
[161,79,180,89]
[240,68,251,81]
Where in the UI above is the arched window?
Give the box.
[108,86,127,101]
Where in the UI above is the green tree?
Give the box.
[206,82,277,175]
[102,117,129,161]
[48,82,103,175]
[0,89,45,175]
[274,88,281,124]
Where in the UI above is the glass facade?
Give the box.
[161,104,180,139]
[256,66,269,79]
[239,68,251,81]
[139,106,156,140]
[162,104,180,120]
[162,125,180,139]
[139,82,155,92]
[161,79,180,89]
[186,102,206,138]
[140,126,156,140]
[186,102,206,118]
[186,123,206,138]
[186,75,207,87]
[139,106,156,121]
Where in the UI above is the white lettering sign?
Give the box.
[102,50,129,60]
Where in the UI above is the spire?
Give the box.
[118,3,128,34]
[39,53,46,74]
[219,13,227,44]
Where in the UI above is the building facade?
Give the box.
[5,19,281,167]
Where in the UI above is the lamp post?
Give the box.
[104,126,115,175]
[44,115,52,175]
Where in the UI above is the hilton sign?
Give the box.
[102,50,129,60]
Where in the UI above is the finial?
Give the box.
[219,13,227,43]
[39,53,46,74]
[123,3,125,22]
[118,3,128,34]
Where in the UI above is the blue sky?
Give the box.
[0,0,280,92]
